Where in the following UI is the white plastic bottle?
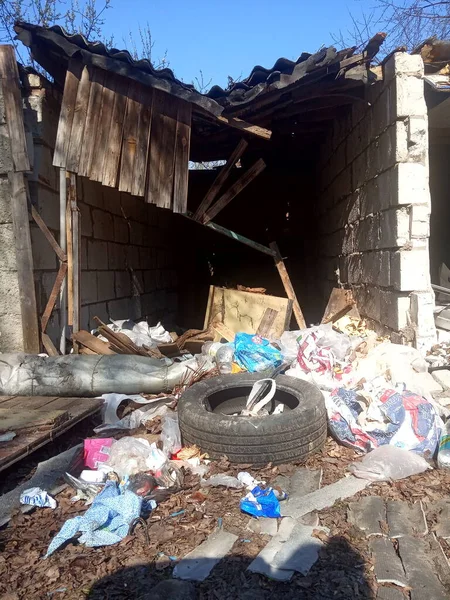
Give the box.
[438,420,450,469]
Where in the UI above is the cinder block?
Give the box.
[81,271,98,305]
[82,179,104,208]
[392,76,427,118]
[362,251,390,287]
[41,271,60,310]
[29,144,58,190]
[0,174,12,223]
[80,305,89,331]
[139,246,152,269]
[92,208,114,241]
[410,291,436,341]
[0,124,13,174]
[406,116,428,163]
[384,52,424,82]
[391,249,430,291]
[126,245,140,270]
[88,302,109,330]
[97,271,115,302]
[370,85,394,139]
[34,185,60,231]
[411,204,430,238]
[0,313,24,351]
[113,215,129,244]
[79,202,93,237]
[378,208,410,248]
[346,254,363,284]
[115,271,131,298]
[394,163,429,207]
[354,285,381,322]
[380,291,410,330]
[103,187,122,216]
[30,225,58,270]
[108,242,127,270]
[87,239,108,270]
[356,215,379,252]
[81,237,88,270]
[144,270,157,292]
[108,297,138,321]
[0,271,21,314]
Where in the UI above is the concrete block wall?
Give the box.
[0,80,24,351]
[24,74,178,347]
[316,53,435,348]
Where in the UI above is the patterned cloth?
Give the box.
[45,481,142,558]
[326,387,441,456]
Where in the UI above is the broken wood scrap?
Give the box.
[321,288,356,324]
[93,317,163,358]
[0,408,69,433]
[270,242,306,330]
[175,327,214,349]
[72,330,116,355]
[256,308,279,338]
[212,322,235,342]
[237,285,266,294]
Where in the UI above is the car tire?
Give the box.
[178,373,327,465]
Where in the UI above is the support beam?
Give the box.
[8,172,40,353]
[59,168,67,354]
[203,158,266,224]
[270,242,306,329]
[68,173,80,351]
[41,262,68,333]
[216,115,272,140]
[31,205,67,262]
[194,139,248,221]
[205,219,276,257]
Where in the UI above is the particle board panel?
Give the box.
[0,396,103,472]
[204,286,293,340]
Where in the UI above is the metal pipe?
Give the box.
[59,168,67,355]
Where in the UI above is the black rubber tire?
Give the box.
[178,373,327,465]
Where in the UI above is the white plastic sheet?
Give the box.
[349,445,431,481]
[94,393,174,433]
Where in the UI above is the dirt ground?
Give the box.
[2,437,450,600]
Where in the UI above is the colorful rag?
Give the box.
[326,387,441,456]
[45,481,142,557]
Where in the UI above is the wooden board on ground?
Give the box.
[321,288,355,324]
[0,395,103,472]
[204,286,292,341]
[0,408,69,432]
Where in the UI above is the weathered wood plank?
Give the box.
[102,74,129,188]
[119,81,142,193]
[0,396,59,409]
[53,60,83,168]
[78,67,106,177]
[41,262,68,333]
[65,65,91,173]
[270,242,306,329]
[66,197,73,326]
[217,115,272,140]
[131,86,153,197]
[90,70,117,182]
[173,100,192,213]
[41,332,60,356]
[72,330,116,355]
[256,308,278,338]
[0,408,69,433]
[193,139,248,221]
[8,172,40,353]
[0,397,104,472]
[147,89,178,209]
[203,158,266,224]
[31,205,66,262]
[0,46,30,171]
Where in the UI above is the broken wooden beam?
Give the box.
[193,139,248,221]
[200,218,276,257]
[256,308,279,338]
[321,288,356,324]
[41,262,68,333]
[203,158,266,224]
[72,330,117,355]
[270,242,306,329]
[216,115,272,140]
[31,205,67,263]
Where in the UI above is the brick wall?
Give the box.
[24,73,178,348]
[316,53,435,349]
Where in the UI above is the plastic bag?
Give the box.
[234,333,282,373]
[240,486,281,518]
[348,445,431,481]
[105,437,167,478]
[20,487,57,509]
[242,378,277,416]
[316,323,352,361]
[83,438,113,469]
[279,330,304,362]
[201,474,244,488]
[161,414,182,457]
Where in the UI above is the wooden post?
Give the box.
[67,173,80,351]
[59,168,67,354]
[8,172,40,353]
[270,242,306,329]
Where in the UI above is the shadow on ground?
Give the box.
[87,534,374,599]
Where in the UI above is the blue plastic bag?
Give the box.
[234,333,282,373]
[240,486,281,518]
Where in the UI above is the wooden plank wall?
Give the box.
[53,60,192,213]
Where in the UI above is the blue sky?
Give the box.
[103,0,372,89]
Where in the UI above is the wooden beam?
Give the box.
[8,172,40,352]
[193,138,248,221]
[66,197,73,326]
[31,205,67,262]
[0,46,30,172]
[216,115,271,140]
[270,242,306,329]
[53,60,83,168]
[203,158,266,224]
[41,262,68,333]
[41,332,59,356]
[173,99,192,213]
[68,174,80,348]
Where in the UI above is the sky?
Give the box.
[101,0,373,90]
